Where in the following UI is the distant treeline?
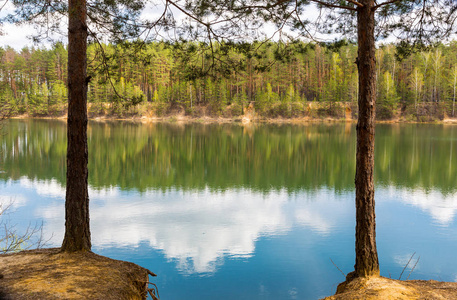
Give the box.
[1,41,457,120]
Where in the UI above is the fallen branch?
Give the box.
[330,258,346,278]
[399,252,415,280]
[406,256,420,280]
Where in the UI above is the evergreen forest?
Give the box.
[1,41,457,121]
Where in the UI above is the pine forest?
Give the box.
[1,41,457,121]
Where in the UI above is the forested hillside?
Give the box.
[1,41,456,121]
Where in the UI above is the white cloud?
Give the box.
[0,195,27,210]
[393,252,421,273]
[19,177,65,198]
[398,189,457,226]
[295,208,333,235]
[0,179,29,208]
[17,177,120,199]
[1,23,40,50]
[10,177,457,274]
[17,179,342,274]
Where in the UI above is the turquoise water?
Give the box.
[1,119,457,299]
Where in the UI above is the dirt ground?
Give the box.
[323,275,457,300]
[2,249,457,300]
[0,248,157,300]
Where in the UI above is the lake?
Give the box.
[1,119,457,299]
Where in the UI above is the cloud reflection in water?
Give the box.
[13,177,338,274]
[396,188,457,226]
[7,177,457,275]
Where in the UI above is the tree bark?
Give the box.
[354,0,379,277]
[61,0,91,252]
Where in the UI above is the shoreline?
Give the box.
[9,113,457,125]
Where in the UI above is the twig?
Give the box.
[330,258,346,278]
[399,252,415,280]
[137,272,160,299]
[147,282,160,300]
[148,290,159,300]
[406,256,420,280]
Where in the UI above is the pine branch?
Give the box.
[373,0,402,10]
[310,0,357,11]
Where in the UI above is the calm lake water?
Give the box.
[1,119,457,299]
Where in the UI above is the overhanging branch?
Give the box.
[373,0,402,10]
[345,0,364,8]
[310,0,358,11]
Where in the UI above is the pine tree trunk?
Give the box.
[61,0,91,252]
[354,0,379,277]
[453,68,456,117]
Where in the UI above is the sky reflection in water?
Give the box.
[1,120,457,299]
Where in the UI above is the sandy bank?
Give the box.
[0,248,157,300]
[10,111,457,125]
[323,276,457,299]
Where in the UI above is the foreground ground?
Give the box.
[2,249,457,299]
[323,275,457,299]
[0,248,156,300]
